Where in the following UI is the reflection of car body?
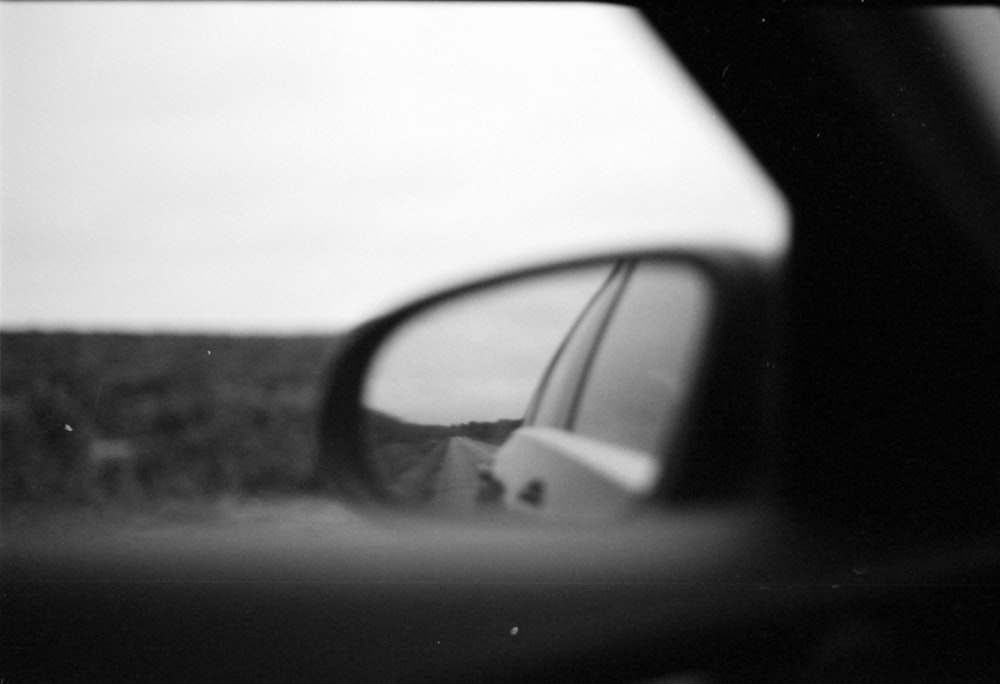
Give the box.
[483,259,712,518]
[7,6,1000,682]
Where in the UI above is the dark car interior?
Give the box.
[5,4,1000,682]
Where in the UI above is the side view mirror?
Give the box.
[318,251,779,523]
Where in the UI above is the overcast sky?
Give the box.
[1,2,787,334]
[366,264,611,423]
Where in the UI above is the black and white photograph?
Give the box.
[3,2,1000,681]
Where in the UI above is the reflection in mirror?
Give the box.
[362,259,712,519]
[364,265,612,510]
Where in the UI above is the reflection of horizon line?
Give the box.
[365,406,523,430]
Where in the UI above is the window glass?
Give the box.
[572,262,711,455]
[1,2,783,530]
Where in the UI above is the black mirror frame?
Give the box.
[315,248,783,511]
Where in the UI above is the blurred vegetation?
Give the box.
[366,410,522,449]
[1,331,342,514]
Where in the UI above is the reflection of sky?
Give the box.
[365,265,611,424]
[1,3,787,333]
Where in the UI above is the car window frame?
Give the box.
[569,259,713,457]
[522,261,629,429]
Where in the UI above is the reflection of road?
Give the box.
[383,440,448,503]
[427,436,497,513]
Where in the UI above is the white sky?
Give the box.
[1,2,788,334]
[366,264,612,423]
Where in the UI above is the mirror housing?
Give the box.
[316,250,781,517]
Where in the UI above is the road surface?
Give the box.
[426,436,498,513]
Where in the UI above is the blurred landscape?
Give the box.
[1,331,343,525]
[366,410,521,504]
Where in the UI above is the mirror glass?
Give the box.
[362,259,712,519]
